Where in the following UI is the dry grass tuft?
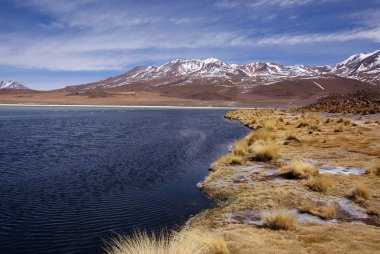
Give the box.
[352,184,371,202]
[209,154,243,171]
[177,229,230,254]
[228,155,244,165]
[334,126,343,132]
[285,132,301,142]
[300,202,336,220]
[246,129,275,144]
[264,209,297,230]
[306,176,333,193]
[297,119,309,128]
[309,113,321,122]
[367,207,380,216]
[250,140,279,162]
[232,139,249,157]
[279,159,319,179]
[259,119,277,131]
[106,229,229,254]
[365,160,380,176]
[309,124,321,132]
[343,119,351,125]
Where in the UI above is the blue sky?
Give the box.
[0,0,379,90]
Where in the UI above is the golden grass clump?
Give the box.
[176,229,230,254]
[106,229,229,254]
[279,159,319,179]
[306,176,333,193]
[299,202,336,220]
[246,129,275,145]
[352,184,371,202]
[343,119,351,125]
[297,119,309,128]
[334,126,343,132]
[308,124,321,132]
[209,154,243,171]
[250,140,279,162]
[365,160,380,176]
[309,113,321,122]
[229,155,244,165]
[259,119,277,131]
[264,209,297,230]
[232,139,249,157]
[285,132,301,142]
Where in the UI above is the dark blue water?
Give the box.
[0,107,247,254]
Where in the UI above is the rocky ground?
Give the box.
[299,90,380,114]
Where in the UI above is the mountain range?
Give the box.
[63,49,380,90]
[1,50,379,107]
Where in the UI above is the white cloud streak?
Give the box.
[249,0,312,8]
[253,28,380,45]
[214,0,241,9]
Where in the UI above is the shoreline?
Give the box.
[0,103,265,110]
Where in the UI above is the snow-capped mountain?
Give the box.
[332,50,380,84]
[95,51,378,88]
[118,59,323,81]
[120,58,244,81]
[63,50,379,94]
[238,62,326,77]
[0,80,29,89]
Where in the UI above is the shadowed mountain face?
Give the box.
[57,50,379,105]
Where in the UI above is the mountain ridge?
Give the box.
[63,50,378,93]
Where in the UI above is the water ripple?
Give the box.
[0,108,248,254]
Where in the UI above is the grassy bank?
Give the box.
[107,109,380,254]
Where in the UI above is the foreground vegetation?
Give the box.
[107,109,380,254]
[106,229,229,254]
[192,109,380,253]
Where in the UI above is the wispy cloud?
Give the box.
[249,0,313,8]
[214,0,240,9]
[239,28,380,46]
[215,0,321,9]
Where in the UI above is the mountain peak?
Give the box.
[203,58,222,64]
[333,50,380,81]
[0,80,29,89]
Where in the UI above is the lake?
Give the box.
[0,106,248,254]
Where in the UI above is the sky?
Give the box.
[0,0,379,90]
